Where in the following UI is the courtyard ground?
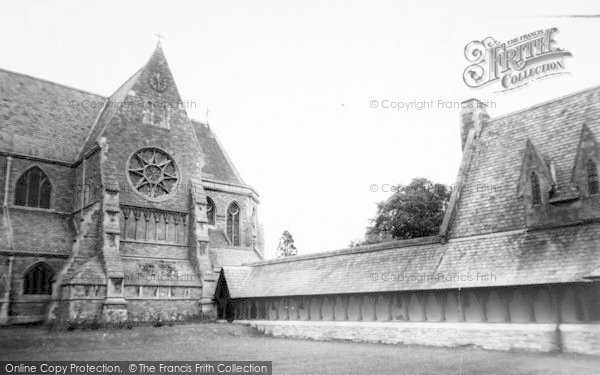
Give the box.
[0,322,599,374]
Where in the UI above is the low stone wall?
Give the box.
[239,320,600,356]
[560,323,600,356]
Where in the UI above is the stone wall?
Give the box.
[1,255,66,321]
[205,189,257,249]
[127,299,202,322]
[229,283,600,355]
[241,320,600,356]
[0,47,261,327]
[6,157,76,212]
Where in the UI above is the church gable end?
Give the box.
[519,126,600,229]
[572,124,600,197]
[517,139,553,207]
[0,44,263,326]
[94,44,206,212]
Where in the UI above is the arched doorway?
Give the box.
[215,270,234,322]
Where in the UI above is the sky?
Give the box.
[1,0,599,258]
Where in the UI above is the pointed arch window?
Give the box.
[206,197,216,225]
[23,262,54,295]
[588,159,599,195]
[15,167,52,209]
[530,172,542,205]
[227,202,240,246]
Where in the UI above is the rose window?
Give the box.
[128,148,178,200]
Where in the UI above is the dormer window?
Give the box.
[588,159,599,195]
[531,172,542,205]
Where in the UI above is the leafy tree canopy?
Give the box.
[276,230,298,257]
[351,178,451,246]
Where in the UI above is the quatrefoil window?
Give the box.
[128,148,179,201]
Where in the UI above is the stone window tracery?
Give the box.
[128,148,179,201]
[206,197,216,225]
[15,167,51,209]
[227,202,240,246]
[23,262,54,295]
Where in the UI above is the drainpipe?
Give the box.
[0,256,14,324]
[3,156,13,249]
[81,158,86,213]
[6,256,14,314]
[1,157,13,324]
[3,156,11,206]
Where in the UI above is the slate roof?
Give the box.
[209,246,262,267]
[192,120,243,184]
[0,209,73,255]
[223,223,600,298]
[0,67,243,185]
[222,85,600,298]
[221,266,253,297]
[449,85,600,238]
[587,266,600,280]
[0,68,104,163]
[80,68,142,157]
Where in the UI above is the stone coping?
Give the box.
[236,320,600,331]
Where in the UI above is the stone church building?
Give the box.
[216,88,600,355]
[0,44,264,325]
[1,44,599,355]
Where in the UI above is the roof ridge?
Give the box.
[108,67,144,101]
[78,68,144,158]
[190,119,246,185]
[488,82,600,123]
[246,235,441,266]
[0,67,106,98]
[208,122,246,184]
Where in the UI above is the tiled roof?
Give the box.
[1,49,245,186]
[0,68,105,163]
[191,120,243,184]
[223,223,600,298]
[209,246,262,267]
[449,85,600,238]
[587,265,600,279]
[221,266,253,297]
[2,209,74,255]
[79,68,142,157]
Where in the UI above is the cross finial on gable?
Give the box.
[205,107,210,126]
[155,33,164,47]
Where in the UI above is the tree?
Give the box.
[276,230,297,257]
[351,178,451,246]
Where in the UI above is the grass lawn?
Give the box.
[0,323,599,374]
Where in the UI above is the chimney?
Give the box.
[460,99,489,150]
